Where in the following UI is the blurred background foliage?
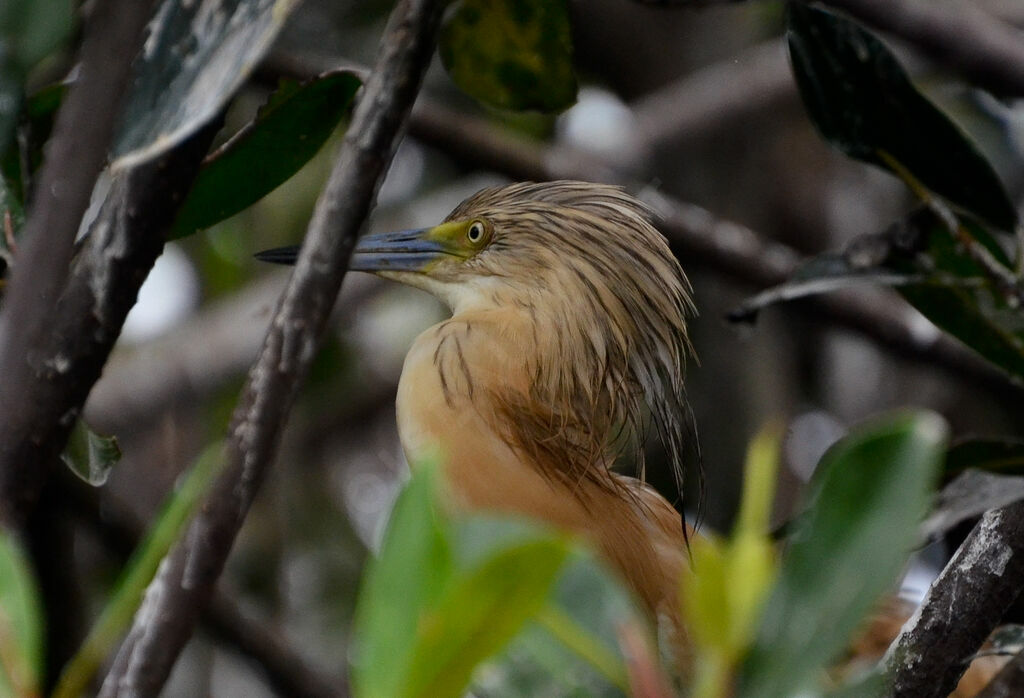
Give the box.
[3,0,1024,695]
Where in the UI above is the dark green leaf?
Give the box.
[945,438,1024,478]
[440,0,577,112]
[111,0,300,169]
[351,462,454,698]
[60,421,122,486]
[0,531,44,698]
[170,70,360,238]
[787,4,1017,230]
[739,411,946,698]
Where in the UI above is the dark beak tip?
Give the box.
[254,245,300,266]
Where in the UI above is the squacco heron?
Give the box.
[261,180,696,644]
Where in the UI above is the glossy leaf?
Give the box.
[170,70,361,238]
[60,420,122,487]
[53,444,224,698]
[923,469,1024,542]
[787,4,1017,230]
[738,411,947,698]
[440,0,577,112]
[0,531,44,698]
[351,462,454,698]
[111,0,300,170]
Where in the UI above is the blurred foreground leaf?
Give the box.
[0,532,44,698]
[61,420,122,487]
[683,425,780,698]
[787,4,1017,230]
[440,0,576,112]
[738,411,946,698]
[111,0,300,169]
[53,444,224,698]
[354,465,629,698]
[170,70,361,238]
[352,462,454,698]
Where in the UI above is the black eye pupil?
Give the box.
[469,224,482,240]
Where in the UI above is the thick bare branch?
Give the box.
[884,501,1024,698]
[98,1,444,695]
[0,0,157,529]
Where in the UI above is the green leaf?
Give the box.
[61,420,122,487]
[440,0,577,112]
[351,462,454,698]
[170,70,360,238]
[111,0,300,169]
[945,438,1024,478]
[787,4,1017,230]
[0,531,44,698]
[53,443,225,698]
[738,411,947,698]
[401,536,570,698]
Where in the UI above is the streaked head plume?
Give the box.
[438,181,698,502]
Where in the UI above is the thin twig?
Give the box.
[0,0,158,531]
[884,501,1024,698]
[98,1,444,695]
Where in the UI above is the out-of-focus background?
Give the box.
[66,0,1024,694]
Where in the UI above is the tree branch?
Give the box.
[884,501,1024,698]
[0,0,157,530]
[98,1,444,695]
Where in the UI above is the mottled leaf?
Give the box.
[787,4,1017,230]
[738,411,946,698]
[170,70,360,238]
[0,531,44,698]
[440,0,577,112]
[111,0,300,170]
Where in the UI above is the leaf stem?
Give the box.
[534,603,630,693]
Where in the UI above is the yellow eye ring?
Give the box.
[467,221,486,243]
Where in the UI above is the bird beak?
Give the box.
[254,227,455,272]
[349,228,455,272]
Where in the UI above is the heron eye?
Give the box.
[467,221,486,243]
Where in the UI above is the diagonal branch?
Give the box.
[0,0,158,530]
[884,501,1024,698]
[97,1,444,695]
